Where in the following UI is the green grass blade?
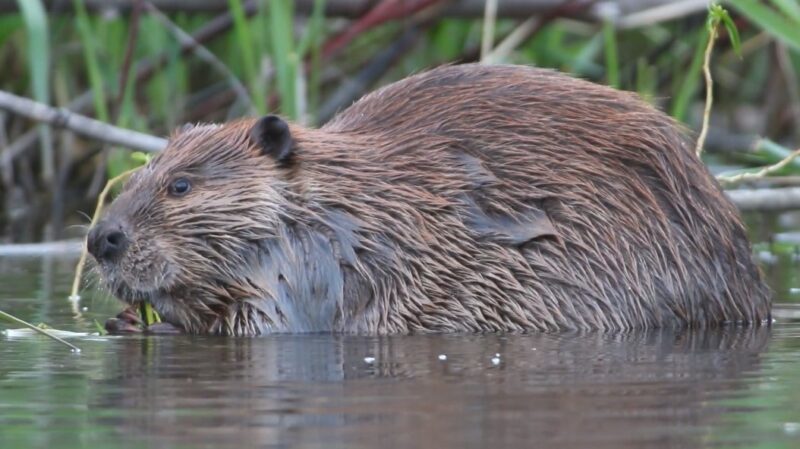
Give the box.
[267,0,298,119]
[15,0,48,108]
[635,58,657,102]
[72,0,109,121]
[297,0,325,58]
[670,27,708,122]
[602,21,619,88]
[15,0,53,180]
[771,0,800,23]
[715,6,742,56]
[756,138,800,169]
[0,15,21,49]
[229,0,266,113]
[297,0,325,124]
[570,33,603,77]
[728,0,800,52]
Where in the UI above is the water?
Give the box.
[1,254,800,448]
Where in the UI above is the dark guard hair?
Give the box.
[88,64,771,335]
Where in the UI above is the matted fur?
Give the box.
[91,64,771,335]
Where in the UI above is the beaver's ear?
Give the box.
[249,115,294,162]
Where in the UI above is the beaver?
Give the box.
[87,64,771,336]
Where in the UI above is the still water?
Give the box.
[1,253,800,448]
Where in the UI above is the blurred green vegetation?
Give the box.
[0,0,799,239]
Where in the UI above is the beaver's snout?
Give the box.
[87,220,129,262]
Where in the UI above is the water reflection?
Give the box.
[1,258,798,449]
[88,327,772,449]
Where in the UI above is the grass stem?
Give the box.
[0,309,81,352]
[695,21,717,158]
[70,167,140,300]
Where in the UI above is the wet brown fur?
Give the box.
[93,64,771,335]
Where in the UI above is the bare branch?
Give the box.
[616,0,709,29]
[0,90,167,152]
[0,239,82,257]
[726,187,800,212]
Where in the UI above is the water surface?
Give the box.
[1,257,799,449]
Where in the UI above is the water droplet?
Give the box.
[491,357,501,365]
[438,354,447,361]
[363,356,375,364]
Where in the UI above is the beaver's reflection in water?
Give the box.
[92,326,770,449]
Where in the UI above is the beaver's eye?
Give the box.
[168,177,192,197]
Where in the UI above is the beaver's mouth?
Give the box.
[105,276,190,329]
[93,259,156,302]
[105,275,153,306]
[93,248,175,296]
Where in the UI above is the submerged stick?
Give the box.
[0,309,81,352]
[70,167,140,300]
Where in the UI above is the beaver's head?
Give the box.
[87,116,297,332]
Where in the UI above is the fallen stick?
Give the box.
[0,90,167,152]
[725,187,800,212]
[0,239,83,257]
[0,310,81,352]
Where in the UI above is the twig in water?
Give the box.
[70,167,141,300]
[0,309,81,352]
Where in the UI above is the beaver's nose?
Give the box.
[87,221,129,262]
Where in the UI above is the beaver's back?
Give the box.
[317,64,770,331]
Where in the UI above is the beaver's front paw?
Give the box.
[144,322,183,335]
[105,306,143,334]
[105,306,184,335]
